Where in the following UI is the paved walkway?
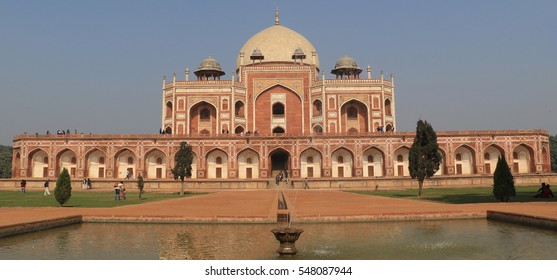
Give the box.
[0,190,557,237]
[1,190,557,232]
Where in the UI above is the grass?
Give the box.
[0,190,204,208]
[350,186,557,204]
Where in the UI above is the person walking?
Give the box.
[304,177,310,189]
[82,178,87,190]
[43,179,51,196]
[86,178,92,190]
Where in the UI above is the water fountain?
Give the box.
[271,191,303,256]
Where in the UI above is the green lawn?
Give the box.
[0,190,204,208]
[350,186,557,204]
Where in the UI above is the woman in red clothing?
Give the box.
[20,179,26,193]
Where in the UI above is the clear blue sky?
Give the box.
[1,0,555,145]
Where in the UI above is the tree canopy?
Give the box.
[0,145,13,178]
[171,142,194,195]
[409,119,442,197]
[550,134,557,172]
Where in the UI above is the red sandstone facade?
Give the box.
[11,13,551,182]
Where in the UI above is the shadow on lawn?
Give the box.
[426,193,557,204]
[425,194,497,204]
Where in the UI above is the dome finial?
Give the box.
[275,8,279,25]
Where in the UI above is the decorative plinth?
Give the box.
[271,227,304,256]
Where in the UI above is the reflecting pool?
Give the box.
[1,219,556,260]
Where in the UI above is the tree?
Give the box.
[550,134,557,172]
[0,145,12,178]
[137,174,145,199]
[171,142,193,195]
[493,155,515,202]
[54,168,72,206]
[409,119,442,197]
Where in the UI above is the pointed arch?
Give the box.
[144,148,167,179]
[166,101,173,118]
[312,124,323,134]
[235,100,245,117]
[269,148,291,177]
[190,101,217,135]
[482,144,504,175]
[332,147,354,178]
[237,148,260,179]
[393,146,410,176]
[255,83,302,100]
[384,98,392,116]
[312,99,322,117]
[206,148,228,179]
[28,148,49,178]
[272,102,285,116]
[234,125,245,134]
[85,148,107,178]
[114,148,137,179]
[56,148,78,178]
[300,147,323,178]
[512,143,535,174]
[339,99,369,133]
[435,147,447,176]
[454,145,476,175]
[272,126,285,134]
[255,85,302,135]
[363,147,385,177]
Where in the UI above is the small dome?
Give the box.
[293,48,305,56]
[194,56,225,79]
[331,55,362,78]
[334,55,359,69]
[252,48,263,56]
[196,56,223,72]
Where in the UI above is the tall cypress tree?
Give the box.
[409,119,442,197]
[54,168,72,206]
[171,142,193,195]
[0,145,12,178]
[493,155,515,202]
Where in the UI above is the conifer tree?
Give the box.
[409,119,442,197]
[54,168,72,206]
[0,145,12,178]
[493,155,515,202]
[137,174,145,199]
[171,142,193,195]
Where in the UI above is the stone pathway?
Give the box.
[1,190,557,236]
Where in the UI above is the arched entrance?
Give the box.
[270,149,290,178]
[56,149,77,178]
[273,126,285,134]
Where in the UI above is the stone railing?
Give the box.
[13,129,549,142]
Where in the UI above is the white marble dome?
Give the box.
[237,25,320,70]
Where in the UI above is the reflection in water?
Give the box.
[1,219,557,260]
